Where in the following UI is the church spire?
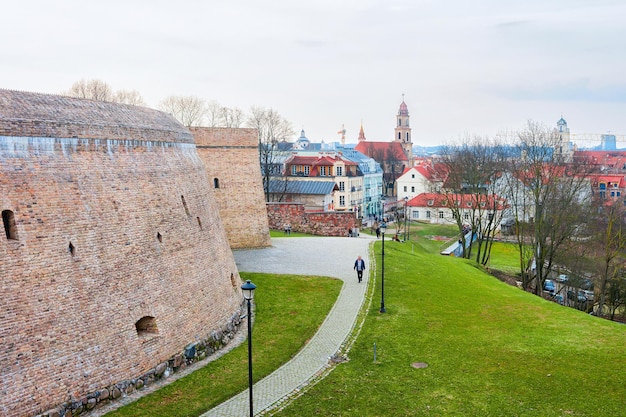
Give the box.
[358,121,366,142]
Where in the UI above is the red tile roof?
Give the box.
[354,141,408,161]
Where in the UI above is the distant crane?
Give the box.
[570,133,626,145]
[337,124,346,146]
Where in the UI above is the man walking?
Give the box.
[354,255,366,283]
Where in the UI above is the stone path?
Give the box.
[201,235,374,416]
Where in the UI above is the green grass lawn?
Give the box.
[275,240,626,417]
[106,273,342,417]
[487,241,523,274]
[106,228,625,417]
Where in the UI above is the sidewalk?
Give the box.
[201,235,375,416]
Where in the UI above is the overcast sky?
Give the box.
[3,0,626,147]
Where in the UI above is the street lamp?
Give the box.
[404,196,409,241]
[380,222,387,313]
[241,279,256,417]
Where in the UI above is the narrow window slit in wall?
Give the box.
[213,178,220,188]
[181,195,190,216]
[68,242,75,256]
[2,210,18,240]
[157,232,162,243]
[197,217,203,230]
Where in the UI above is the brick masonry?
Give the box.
[191,127,271,249]
[0,90,244,416]
[267,203,360,236]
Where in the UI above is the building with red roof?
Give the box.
[354,97,413,197]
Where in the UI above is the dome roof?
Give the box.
[557,117,567,126]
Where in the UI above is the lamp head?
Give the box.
[241,280,256,300]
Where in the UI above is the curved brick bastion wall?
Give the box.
[0,90,244,417]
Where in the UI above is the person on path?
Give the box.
[354,255,366,283]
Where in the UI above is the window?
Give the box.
[488,212,494,221]
[618,192,622,197]
[336,166,343,176]
[404,186,407,192]
[413,210,419,219]
[68,242,76,256]
[411,186,415,192]
[291,165,297,175]
[427,199,434,206]
[439,211,444,219]
[181,195,190,216]
[339,196,345,207]
[213,178,220,188]
[611,191,615,197]
[600,191,606,199]
[411,174,415,178]
[339,181,345,192]
[398,119,401,126]
[426,211,431,219]
[406,132,410,140]
[464,212,469,220]
[398,132,401,140]
[2,210,17,240]
[320,166,327,176]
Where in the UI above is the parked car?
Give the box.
[554,294,565,305]
[567,289,587,303]
[543,279,556,295]
[557,274,568,283]
[580,289,594,301]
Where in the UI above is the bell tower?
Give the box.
[394,94,413,163]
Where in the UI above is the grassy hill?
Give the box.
[276,236,626,417]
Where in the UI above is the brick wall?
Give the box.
[266,203,359,236]
[191,127,271,249]
[0,91,243,416]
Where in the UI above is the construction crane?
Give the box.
[337,124,346,146]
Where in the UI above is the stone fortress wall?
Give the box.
[0,90,246,416]
[191,127,271,249]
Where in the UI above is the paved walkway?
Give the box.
[201,235,375,416]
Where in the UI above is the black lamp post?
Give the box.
[380,222,387,313]
[404,196,409,241]
[241,279,256,417]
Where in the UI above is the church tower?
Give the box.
[394,95,413,163]
[556,116,573,160]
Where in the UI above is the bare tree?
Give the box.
[219,106,245,128]
[158,95,207,127]
[113,89,146,106]
[506,120,591,295]
[588,202,626,317]
[65,79,113,101]
[382,144,404,197]
[247,106,295,201]
[438,137,507,263]
[65,79,147,107]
